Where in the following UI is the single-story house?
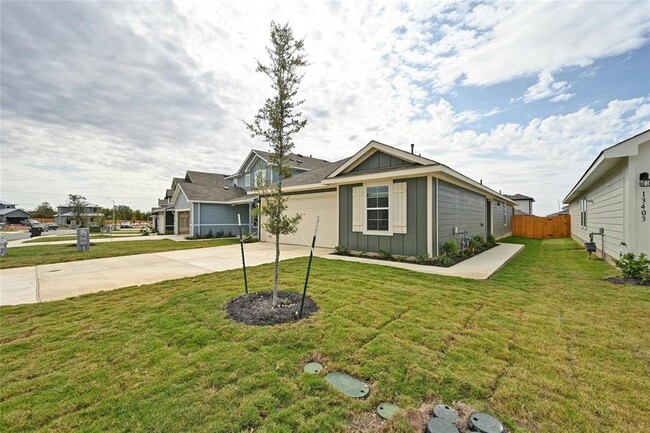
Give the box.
[0,200,30,224]
[506,193,535,215]
[55,202,102,226]
[563,129,649,262]
[257,140,517,255]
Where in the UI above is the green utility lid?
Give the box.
[303,362,323,374]
[433,403,459,423]
[325,372,369,398]
[376,403,399,420]
[426,417,459,433]
[469,412,504,433]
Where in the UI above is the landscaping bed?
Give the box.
[333,235,497,267]
[226,291,318,325]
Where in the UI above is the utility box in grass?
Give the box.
[77,228,91,251]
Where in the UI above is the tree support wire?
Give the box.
[238,214,248,294]
[299,216,320,319]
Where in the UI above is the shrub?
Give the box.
[436,255,455,266]
[441,239,459,256]
[615,253,650,282]
[215,230,225,238]
[225,231,234,238]
[206,229,214,239]
[415,251,429,264]
[379,250,394,260]
[471,235,485,247]
[486,233,496,247]
[468,238,481,253]
[164,230,174,235]
[334,245,350,256]
[394,255,407,262]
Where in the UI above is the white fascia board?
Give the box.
[327,140,435,178]
[282,183,331,192]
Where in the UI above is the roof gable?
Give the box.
[327,140,437,179]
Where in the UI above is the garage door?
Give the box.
[262,191,338,248]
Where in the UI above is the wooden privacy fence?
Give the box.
[512,214,571,239]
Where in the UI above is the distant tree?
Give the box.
[68,194,88,227]
[31,202,56,218]
[101,207,113,219]
[133,210,144,221]
[245,21,308,307]
[115,205,133,221]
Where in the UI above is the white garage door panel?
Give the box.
[264,192,338,248]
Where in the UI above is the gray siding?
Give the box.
[175,190,190,209]
[569,164,625,259]
[350,151,413,173]
[491,201,513,239]
[437,180,487,248]
[192,203,249,236]
[339,177,427,256]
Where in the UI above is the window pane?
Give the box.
[379,219,389,231]
[368,210,378,219]
[367,219,378,230]
[377,197,388,207]
[379,210,388,220]
[367,197,377,208]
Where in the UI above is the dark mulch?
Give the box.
[225,291,319,326]
[603,277,650,286]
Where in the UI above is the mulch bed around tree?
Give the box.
[225,291,318,326]
[603,277,650,286]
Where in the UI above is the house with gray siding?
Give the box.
[0,200,30,224]
[258,140,517,255]
[55,202,102,226]
[505,193,535,215]
[563,129,649,263]
[168,171,253,236]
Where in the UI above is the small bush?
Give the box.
[471,235,485,247]
[225,231,234,238]
[468,238,481,253]
[378,250,394,260]
[615,253,650,282]
[395,255,407,262]
[334,245,350,256]
[415,251,429,264]
[441,239,459,256]
[215,230,225,238]
[206,229,214,239]
[164,230,174,235]
[486,233,496,246]
[436,255,455,266]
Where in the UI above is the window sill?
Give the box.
[362,230,393,237]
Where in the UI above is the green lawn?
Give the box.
[1,238,648,432]
[0,238,240,269]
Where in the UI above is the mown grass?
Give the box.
[1,238,648,432]
[0,238,240,269]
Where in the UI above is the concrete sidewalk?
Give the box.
[7,233,188,248]
[0,242,523,307]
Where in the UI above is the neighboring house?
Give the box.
[225,149,331,191]
[55,202,102,226]
[258,140,517,255]
[563,129,650,262]
[151,186,176,234]
[169,171,252,236]
[0,200,30,224]
[547,205,569,217]
[506,193,535,215]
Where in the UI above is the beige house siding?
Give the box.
[569,164,625,261]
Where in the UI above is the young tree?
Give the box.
[115,205,133,221]
[31,202,55,218]
[245,21,308,307]
[68,194,88,227]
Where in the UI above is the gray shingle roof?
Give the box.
[506,193,535,202]
[177,181,248,203]
[283,158,350,187]
[252,150,331,171]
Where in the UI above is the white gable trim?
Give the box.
[170,184,189,206]
[327,140,435,178]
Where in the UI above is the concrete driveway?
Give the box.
[0,243,325,306]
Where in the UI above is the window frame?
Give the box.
[363,182,392,236]
[244,173,251,188]
[580,198,588,228]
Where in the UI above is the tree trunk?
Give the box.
[273,231,280,307]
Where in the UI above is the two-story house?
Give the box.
[55,202,102,227]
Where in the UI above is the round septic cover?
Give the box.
[426,417,459,433]
[433,404,459,423]
[325,372,369,398]
[303,362,323,374]
[376,403,399,420]
[469,412,504,433]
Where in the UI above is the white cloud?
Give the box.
[523,69,574,103]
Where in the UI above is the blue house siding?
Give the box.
[175,190,190,210]
[437,180,487,248]
[338,177,428,256]
[192,203,249,236]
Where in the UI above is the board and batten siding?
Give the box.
[338,177,428,256]
[192,203,249,236]
[437,180,487,248]
[175,190,190,210]
[491,201,513,239]
[569,164,625,259]
[350,151,413,173]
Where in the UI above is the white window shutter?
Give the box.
[352,186,363,232]
[392,182,407,234]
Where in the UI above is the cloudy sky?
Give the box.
[1,0,649,215]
